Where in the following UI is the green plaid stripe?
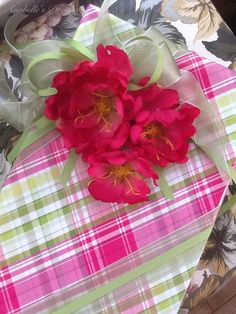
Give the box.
[69,241,204,314]
[103,268,194,314]
[0,153,224,269]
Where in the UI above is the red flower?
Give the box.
[88,151,158,204]
[44,43,201,204]
[45,44,134,155]
[44,71,71,120]
[130,86,200,166]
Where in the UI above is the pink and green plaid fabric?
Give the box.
[0,8,236,314]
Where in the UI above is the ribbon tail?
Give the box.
[93,0,123,52]
[227,163,236,182]
[156,167,174,200]
[7,118,55,163]
[168,69,233,183]
[196,142,236,183]
[7,128,31,163]
[60,149,78,186]
[4,13,28,55]
[145,27,187,56]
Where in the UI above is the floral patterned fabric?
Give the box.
[0,0,236,312]
[161,0,223,41]
[180,182,236,312]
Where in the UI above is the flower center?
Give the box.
[142,122,174,151]
[74,92,114,129]
[94,93,113,117]
[110,164,133,179]
[108,164,140,195]
[142,122,161,139]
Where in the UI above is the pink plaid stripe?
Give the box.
[177,53,236,99]
[80,6,99,24]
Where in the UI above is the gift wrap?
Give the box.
[0,5,236,314]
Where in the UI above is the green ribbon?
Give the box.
[93,0,123,51]
[51,227,211,314]
[157,167,174,200]
[218,192,236,216]
[0,42,32,53]
[65,39,95,60]
[25,52,75,81]
[37,87,58,97]
[0,38,95,129]
[227,163,236,183]
[4,14,28,55]
[60,149,78,186]
[7,129,32,163]
[7,117,55,163]
[125,36,164,91]
[34,116,53,128]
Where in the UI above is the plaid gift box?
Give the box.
[0,5,236,314]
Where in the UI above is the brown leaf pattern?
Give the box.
[198,240,229,276]
[181,182,236,311]
[195,1,222,41]
[183,272,222,309]
[161,0,222,41]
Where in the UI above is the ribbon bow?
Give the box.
[0,0,235,193]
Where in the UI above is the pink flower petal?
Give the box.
[153,110,180,125]
[155,89,179,110]
[130,125,142,143]
[111,121,130,149]
[131,158,158,181]
[124,175,150,204]
[88,164,111,178]
[97,44,133,79]
[88,178,127,203]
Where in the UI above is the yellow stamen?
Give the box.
[74,92,114,130]
[142,122,174,151]
[163,137,174,150]
[125,177,141,195]
[142,122,161,139]
[93,92,114,131]
[74,109,95,124]
[110,164,133,178]
[102,164,141,196]
[94,94,112,116]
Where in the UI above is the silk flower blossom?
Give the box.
[45,44,134,156]
[129,86,200,167]
[88,151,158,204]
[45,44,200,204]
